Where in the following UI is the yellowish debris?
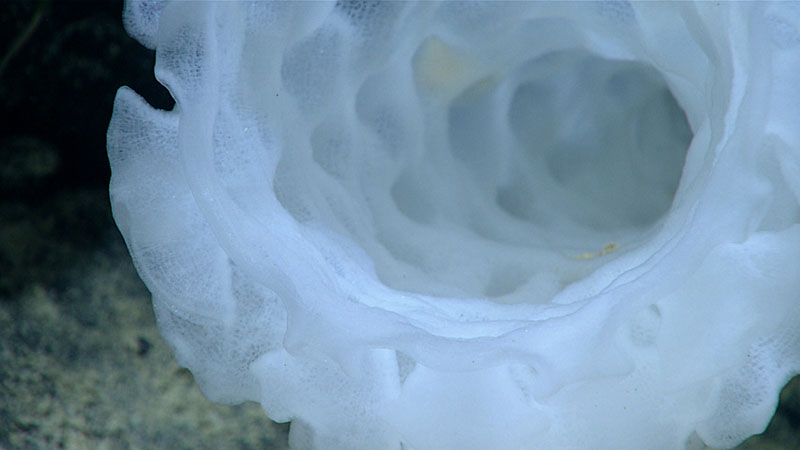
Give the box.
[414,36,474,94]
[572,242,620,260]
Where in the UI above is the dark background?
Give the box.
[0,1,796,449]
[0,0,172,296]
[0,1,289,448]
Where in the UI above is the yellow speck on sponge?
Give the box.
[414,36,473,95]
[573,242,620,260]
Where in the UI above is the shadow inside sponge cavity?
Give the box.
[277,39,692,304]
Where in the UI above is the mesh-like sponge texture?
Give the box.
[108,2,800,449]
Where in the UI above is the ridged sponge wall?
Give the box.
[108,2,800,449]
